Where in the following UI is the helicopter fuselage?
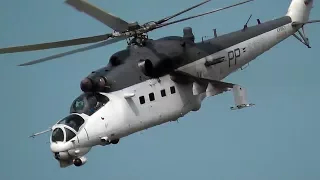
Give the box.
[50,14,303,167]
[80,16,297,143]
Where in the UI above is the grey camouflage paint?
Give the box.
[82,16,292,93]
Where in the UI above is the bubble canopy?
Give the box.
[57,114,85,132]
[51,114,84,143]
[70,92,110,116]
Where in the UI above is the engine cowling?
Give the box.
[138,58,178,77]
[80,76,108,93]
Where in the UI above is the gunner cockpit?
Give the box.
[51,93,109,143]
[51,114,84,143]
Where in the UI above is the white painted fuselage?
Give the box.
[51,0,315,166]
[76,17,298,148]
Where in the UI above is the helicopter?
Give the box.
[1,0,319,168]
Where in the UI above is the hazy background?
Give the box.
[0,0,319,179]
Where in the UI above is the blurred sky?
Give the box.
[0,0,319,180]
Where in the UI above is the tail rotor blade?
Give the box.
[18,35,128,66]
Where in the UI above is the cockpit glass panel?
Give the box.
[51,128,64,142]
[65,128,76,142]
[73,96,85,111]
[70,93,109,116]
[58,114,85,132]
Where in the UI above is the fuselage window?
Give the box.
[139,96,145,104]
[170,86,176,94]
[149,93,155,101]
[161,89,166,97]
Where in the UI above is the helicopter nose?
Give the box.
[50,141,73,153]
[54,151,71,161]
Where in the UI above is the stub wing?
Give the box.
[171,71,255,110]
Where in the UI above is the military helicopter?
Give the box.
[1,0,319,168]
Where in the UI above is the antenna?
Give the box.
[213,29,218,38]
[29,128,52,138]
[257,18,261,24]
[243,14,252,31]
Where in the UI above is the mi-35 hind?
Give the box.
[1,0,319,168]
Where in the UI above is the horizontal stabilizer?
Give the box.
[290,20,320,49]
[292,20,320,26]
[304,20,320,25]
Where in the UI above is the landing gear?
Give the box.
[100,136,120,145]
[111,139,119,144]
[73,156,87,167]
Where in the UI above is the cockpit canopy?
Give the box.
[51,127,77,143]
[57,114,85,132]
[70,93,109,116]
[51,114,85,143]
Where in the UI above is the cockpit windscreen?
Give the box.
[70,93,109,116]
[57,114,85,132]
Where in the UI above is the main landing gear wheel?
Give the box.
[111,139,119,144]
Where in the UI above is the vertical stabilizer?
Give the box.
[286,0,314,23]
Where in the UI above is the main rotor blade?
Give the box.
[65,0,129,32]
[156,0,212,24]
[0,34,111,54]
[156,0,254,29]
[18,35,128,66]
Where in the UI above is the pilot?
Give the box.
[65,119,77,130]
[87,95,98,114]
